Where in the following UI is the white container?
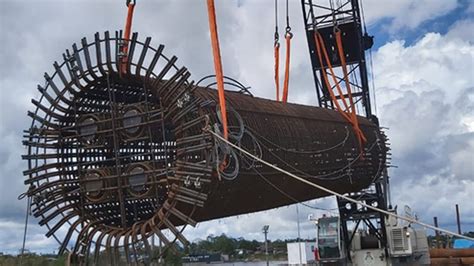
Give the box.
[287,242,317,265]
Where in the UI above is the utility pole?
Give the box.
[296,204,302,265]
[263,225,270,266]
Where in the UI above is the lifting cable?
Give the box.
[313,31,366,152]
[120,0,136,75]
[208,129,474,242]
[206,0,228,140]
[274,0,280,101]
[273,0,292,103]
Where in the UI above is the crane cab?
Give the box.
[317,216,346,263]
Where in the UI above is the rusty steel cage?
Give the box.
[22,32,387,264]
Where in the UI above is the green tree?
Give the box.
[213,234,237,255]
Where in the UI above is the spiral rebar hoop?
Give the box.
[23,31,212,264]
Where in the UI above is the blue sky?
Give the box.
[368,0,473,48]
[0,0,472,255]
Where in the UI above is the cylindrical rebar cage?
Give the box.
[22,32,386,264]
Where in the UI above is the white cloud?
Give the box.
[371,26,474,229]
[362,0,459,32]
[374,33,473,106]
[446,19,474,43]
[0,220,58,254]
[394,175,474,227]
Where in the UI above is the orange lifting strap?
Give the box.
[334,29,366,149]
[274,38,280,101]
[313,30,366,152]
[335,30,356,114]
[281,31,292,103]
[120,0,136,75]
[274,0,292,103]
[206,0,228,140]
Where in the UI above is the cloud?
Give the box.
[361,0,459,33]
[468,1,474,14]
[372,29,474,227]
[0,220,58,254]
[446,19,474,43]
[374,33,473,106]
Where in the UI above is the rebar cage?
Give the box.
[22,31,387,265]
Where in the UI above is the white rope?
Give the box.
[208,129,474,241]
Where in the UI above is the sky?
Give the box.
[0,0,473,255]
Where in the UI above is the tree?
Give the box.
[213,234,237,255]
